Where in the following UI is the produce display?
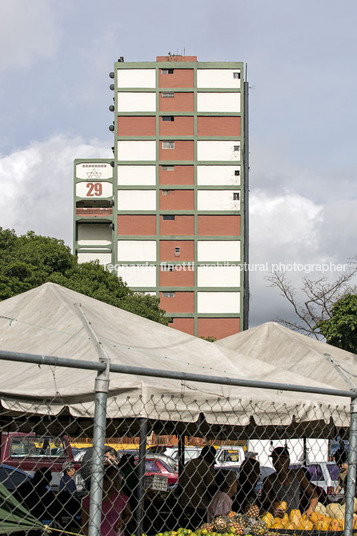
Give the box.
[151,504,357,536]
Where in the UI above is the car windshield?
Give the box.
[328,464,340,480]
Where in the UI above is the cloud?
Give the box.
[248,187,357,327]
[0,0,61,72]
[0,135,111,247]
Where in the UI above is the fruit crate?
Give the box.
[144,474,168,491]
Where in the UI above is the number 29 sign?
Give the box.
[76,181,113,199]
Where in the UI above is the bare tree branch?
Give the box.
[266,262,357,338]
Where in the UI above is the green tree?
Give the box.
[315,294,357,353]
[0,228,168,325]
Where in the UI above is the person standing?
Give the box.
[261,446,318,517]
[178,445,217,529]
[60,461,77,494]
[82,465,131,536]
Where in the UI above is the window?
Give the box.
[162,68,174,74]
[233,72,240,79]
[234,169,240,176]
[162,116,174,122]
[162,92,174,98]
[162,165,174,171]
[233,192,240,201]
[233,145,240,152]
[174,247,181,257]
[162,141,175,149]
[163,215,175,220]
[163,292,175,298]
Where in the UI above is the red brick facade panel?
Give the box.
[117,215,156,236]
[159,291,195,313]
[117,116,156,136]
[159,189,194,210]
[159,140,194,161]
[197,116,241,136]
[159,69,194,88]
[197,318,240,339]
[159,240,194,261]
[159,165,194,185]
[159,93,194,112]
[159,267,195,287]
[168,317,195,335]
[159,116,194,136]
[160,215,194,235]
[156,56,197,62]
[197,215,241,236]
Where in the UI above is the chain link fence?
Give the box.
[0,350,356,536]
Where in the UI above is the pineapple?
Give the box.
[200,523,214,532]
[250,520,268,536]
[246,504,259,519]
[227,520,245,535]
[214,516,229,533]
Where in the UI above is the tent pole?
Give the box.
[136,418,147,536]
[178,432,185,476]
[345,397,357,536]
[88,359,110,536]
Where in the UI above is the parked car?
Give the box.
[0,463,32,491]
[215,446,245,466]
[147,445,245,467]
[290,462,340,497]
[142,455,178,486]
[0,432,78,491]
[147,446,202,469]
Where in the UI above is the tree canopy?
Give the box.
[0,228,168,325]
[315,294,357,354]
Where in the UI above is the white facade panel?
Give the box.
[77,224,112,245]
[197,166,240,186]
[117,165,156,186]
[116,266,157,287]
[197,190,240,211]
[197,241,241,262]
[117,141,156,161]
[117,69,156,88]
[76,181,113,199]
[117,240,156,262]
[197,69,241,89]
[197,266,241,287]
[117,92,156,112]
[197,292,240,314]
[117,190,156,210]
[78,252,112,265]
[76,163,113,180]
[197,93,240,113]
[197,141,240,161]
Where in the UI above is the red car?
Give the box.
[144,455,178,486]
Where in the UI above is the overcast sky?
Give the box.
[0,0,356,328]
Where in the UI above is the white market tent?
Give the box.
[0,284,353,438]
[215,321,357,392]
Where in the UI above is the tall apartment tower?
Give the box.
[74,55,249,339]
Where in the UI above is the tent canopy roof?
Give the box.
[216,321,357,392]
[0,284,352,433]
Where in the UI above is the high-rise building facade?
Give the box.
[74,55,249,339]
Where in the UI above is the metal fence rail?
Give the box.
[0,349,356,536]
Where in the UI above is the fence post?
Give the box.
[136,417,147,536]
[88,358,111,536]
[345,396,357,536]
